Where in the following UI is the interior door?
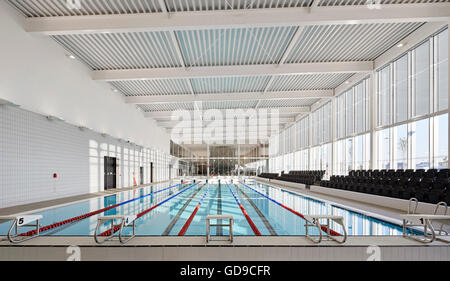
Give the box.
[104,156,117,190]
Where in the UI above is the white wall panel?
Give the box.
[0,106,171,209]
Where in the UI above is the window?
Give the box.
[322,102,331,143]
[410,118,430,169]
[322,143,332,175]
[295,116,309,151]
[395,55,408,123]
[393,124,408,169]
[346,90,353,136]
[377,128,390,169]
[311,146,321,170]
[355,82,366,133]
[354,134,370,170]
[434,114,448,168]
[346,138,353,173]
[334,139,346,175]
[413,41,431,117]
[378,65,391,126]
[337,94,346,139]
[436,29,448,112]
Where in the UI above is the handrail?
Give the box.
[0,215,43,244]
[206,215,233,243]
[408,198,419,214]
[304,214,347,244]
[94,215,137,244]
[433,202,448,235]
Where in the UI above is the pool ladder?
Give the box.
[94,215,137,244]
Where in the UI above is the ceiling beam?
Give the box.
[125,90,333,104]
[92,61,371,81]
[143,106,311,118]
[24,4,450,35]
[152,111,303,120]
[158,117,295,128]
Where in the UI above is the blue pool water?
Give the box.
[0,181,407,237]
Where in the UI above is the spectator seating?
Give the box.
[258,173,279,180]
[319,169,450,205]
[276,170,325,185]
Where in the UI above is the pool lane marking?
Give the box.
[162,184,206,236]
[177,185,211,236]
[227,184,261,236]
[19,181,190,237]
[239,182,341,236]
[234,184,277,236]
[217,182,223,236]
[100,183,199,237]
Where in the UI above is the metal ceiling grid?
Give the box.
[191,76,272,94]
[317,0,450,6]
[202,100,259,109]
[110,79,192,96]
[176,26,298,67]
[8,0,162,17]
[258,98,320,108]
[285,22,424,63]
[165,0,313,12]
[52,31,182,70]
[138,102,194,111]
[268,73,355,91]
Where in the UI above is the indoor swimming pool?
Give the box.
[0,180,408,237]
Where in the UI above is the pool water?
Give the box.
[0,181,407,237]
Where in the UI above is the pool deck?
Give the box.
[0,235,449,261]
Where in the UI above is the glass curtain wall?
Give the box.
[267,27,448,176]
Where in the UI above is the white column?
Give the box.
[448,22,450,168]
[237,144,241,177]
[330,91,336,176]
[207,144,210,180]
[370,72,377,170]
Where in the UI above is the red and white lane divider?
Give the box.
[178,185,210,236]
[227,184,261,236]
[239,182,341,236]
[19,181,189,237]
[99,183,200,237]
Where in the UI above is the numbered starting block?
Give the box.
[0,215,43,243]
[94,215,137,244]
[304,215,347,244]
[401,214,450,243]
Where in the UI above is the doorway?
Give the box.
[140,166,144,185]
[104,156,117,190]
[150,162,154,183]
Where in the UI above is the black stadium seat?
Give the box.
[272,170,325,185]
[318,168,450,205]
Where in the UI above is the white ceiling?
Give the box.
[7,0,450,136]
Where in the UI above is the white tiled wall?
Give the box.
[0,106,171,209]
